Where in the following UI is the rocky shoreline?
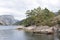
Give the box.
[17,25,59,35]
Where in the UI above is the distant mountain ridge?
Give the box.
[0,15,17,25]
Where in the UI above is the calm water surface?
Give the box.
[0,26,60,40]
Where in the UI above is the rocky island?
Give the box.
[16,7,60,35]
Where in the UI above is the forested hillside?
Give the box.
[16,7,60,27]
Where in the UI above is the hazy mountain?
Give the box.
[0,15,17,25]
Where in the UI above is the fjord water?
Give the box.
[0,26,59,40]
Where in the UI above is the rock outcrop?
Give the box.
[24,26,54,34]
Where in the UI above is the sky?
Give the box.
[0,0,60,20]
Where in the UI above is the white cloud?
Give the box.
[36,0,60,12]
[0,7,26,20]
[0,0,60,20]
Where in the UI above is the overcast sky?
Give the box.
[0,0,60,20]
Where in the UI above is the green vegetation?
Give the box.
[20,7,56,27]
[16,7,60,27]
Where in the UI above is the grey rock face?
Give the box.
[0,15,16,25]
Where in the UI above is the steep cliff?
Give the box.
[0,15,16,25]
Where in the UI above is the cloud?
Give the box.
[36,0,60,12]
[0,7,26,20]
[0,0,60,20]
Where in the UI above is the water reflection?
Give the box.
[0,30,14,40]
[54,32,60,40]
[0,29,60,40]
[24,32,54,40]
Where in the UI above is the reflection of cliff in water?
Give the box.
[24,32,54,40]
